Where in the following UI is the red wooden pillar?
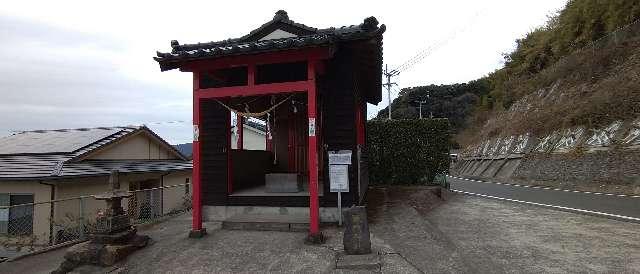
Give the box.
[307,61,321,239]
[189,72,205,237]
[237,116,244,150]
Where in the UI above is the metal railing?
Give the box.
[0,183,191,260]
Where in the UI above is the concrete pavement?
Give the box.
[447,176,640,221]
[368,186,640,273]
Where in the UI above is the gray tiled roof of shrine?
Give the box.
[154,10,385,71]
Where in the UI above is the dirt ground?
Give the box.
[2,187,639,273]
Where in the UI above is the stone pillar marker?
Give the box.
[342,205,371,254]
[53,170,151,274]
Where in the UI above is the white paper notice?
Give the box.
[308,118,316,137]
[329,164,349,192]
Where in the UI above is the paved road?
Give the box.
[447,176,640,221]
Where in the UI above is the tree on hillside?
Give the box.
[375,79,490,135]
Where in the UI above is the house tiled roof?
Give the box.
[0,126,191,180]
[154,10,385,71]
[244,119,266,133]
[0,127,126,155]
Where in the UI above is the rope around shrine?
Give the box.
[214,94,294,118]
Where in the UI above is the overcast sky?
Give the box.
[0,0,566,144]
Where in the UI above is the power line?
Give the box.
[392,10,483,75]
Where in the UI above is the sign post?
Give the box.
[328,150,352,226]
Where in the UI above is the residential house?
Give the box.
[0,126,192,246]
[232,119,267,150]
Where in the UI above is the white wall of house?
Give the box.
[52,176,130,230]
[232,125,266,150]
[87,133,178,160]
[0,181,52,245]
[161,171,192,214]
[0,170,192,246]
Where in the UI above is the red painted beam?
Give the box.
[196,80,310,99]
[307,61,320,237]
[180,47,334,72]
[191,72,203,233]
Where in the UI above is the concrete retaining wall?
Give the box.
[513,150,640,185]
[453,149,640,195]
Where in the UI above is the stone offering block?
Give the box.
[343,205,371,255]
[265,173,302,193]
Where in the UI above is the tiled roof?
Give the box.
[245,119,266,133]
[59,160,192,178]
[0,127,126,155]
[154,11,385,71]
[0,126,192,180]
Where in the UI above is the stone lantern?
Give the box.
[53,170,150,273]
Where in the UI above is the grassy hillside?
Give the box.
[381,0,640,147]
[489,0,640,108]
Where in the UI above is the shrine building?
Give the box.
[154,10,385,240]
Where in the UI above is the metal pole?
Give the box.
[419,102,423,119]
[79,197,85,239]
[386,65,392,120]
[338,191,342,226]
[382,65,397,120]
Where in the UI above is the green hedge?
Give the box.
[367,119,450,185]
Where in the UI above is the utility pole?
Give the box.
[426,91,432,119]
[413,91,430,119]
[414,100,427,119]
[382,64,398,120]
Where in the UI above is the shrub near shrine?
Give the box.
[367,119,450,185]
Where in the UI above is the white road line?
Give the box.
[451,189,640,222]
[446,176,640,198]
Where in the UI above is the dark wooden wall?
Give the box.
[231,150,271,190]
[201,99,229,206]
[320,46,360,207]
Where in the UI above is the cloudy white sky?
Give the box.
[0,0,566,144]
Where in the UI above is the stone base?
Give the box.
[304,232,325,245]
[188,228,207,238]
[52,234,150,274]
[90,227,137,245]
[204,206,341,223]
[336,251,381,271]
